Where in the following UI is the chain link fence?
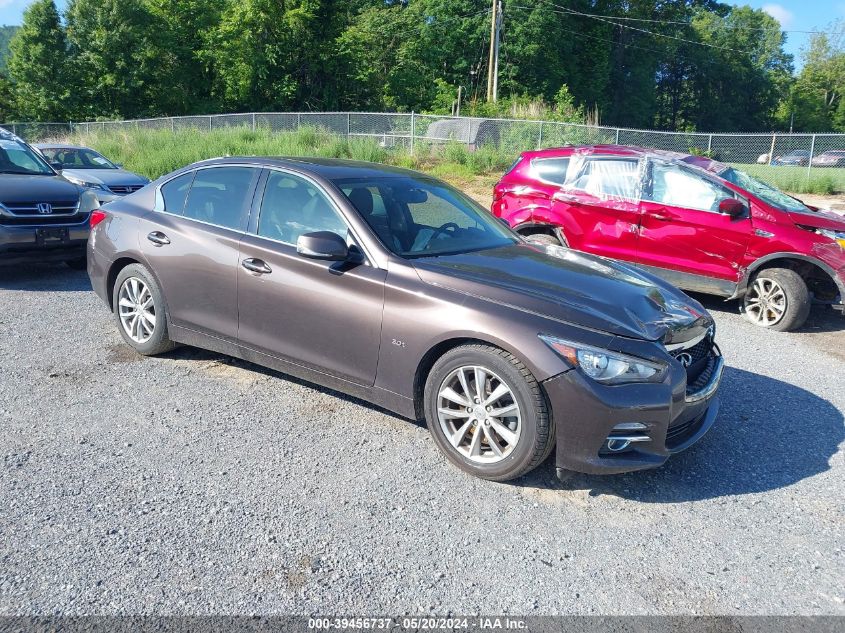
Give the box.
[4,113,845,192]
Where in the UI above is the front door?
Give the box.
[637,160,751,285]
[237,169,386,386]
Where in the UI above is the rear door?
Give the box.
[140,165,260,340]
[237,169,386,386]
[637,160,751,284]
[549,155,642,263]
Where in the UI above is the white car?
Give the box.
[34,143,150,204]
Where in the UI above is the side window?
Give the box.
[646,162,734,213]
[158,172,194,215]
[183,167,257,230]
[258,171,348,244]
[531,158,570,185]
[571,158,639,200]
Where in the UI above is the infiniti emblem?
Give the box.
[37,203,53,215]
[676,352,693,368]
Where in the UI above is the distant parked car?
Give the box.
[771,149,810,166]
[811,150,845,168]
[88,157,723,481]
[0,127,96,268]
[34,144,150,203]
[492,145,845,332]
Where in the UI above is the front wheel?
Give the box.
[112,263,176,355]
[741,268,810,332]
[424,344,553,481]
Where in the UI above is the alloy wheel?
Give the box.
[436,365,522,464]
[118,277,157,344]
[744,277,787,327]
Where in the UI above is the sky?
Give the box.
[0,0,842,68]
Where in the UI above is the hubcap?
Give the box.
[118,277,156,344]
[744,277,787,326]
[437,365,522,465]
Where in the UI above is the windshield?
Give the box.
[0,138,55,175]
[39,147,117,170]
[720,167,811,213]
[335,175,517,258]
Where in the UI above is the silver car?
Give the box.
[34,143,150,204]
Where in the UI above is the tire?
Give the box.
[525,232,562,246]
[741,267,811,332]
[112,263,176,355]
[423,344,553,482]
[64,256,87,270]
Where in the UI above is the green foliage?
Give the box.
[0,25,19,74]
[7,0,69,120]
[0,0,817,134]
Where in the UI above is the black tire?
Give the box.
[525,232,562,246]
[112,263,176,355]
[741,267,811,332]
[64,256,87,270]
[424,344,553,482]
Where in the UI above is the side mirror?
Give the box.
[718,198,746,217]
[297,231,349,261]
[50,161,63,173]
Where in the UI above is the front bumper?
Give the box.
[0,219,89,265]
[545,349,723,476]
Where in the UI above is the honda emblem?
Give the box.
[37,203,53,215]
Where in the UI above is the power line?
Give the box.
[536,0,754,54]
[535,0,845,36]
[507,5,738,68]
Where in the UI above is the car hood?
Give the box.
[787,207,845,231]
[412,242,713,343]
[60,168,149,186]
[0,174,82,204]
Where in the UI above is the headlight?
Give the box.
[64,175,109,192]
[77,190,99,215]
[817,228,845,248]
[539,335,667,385]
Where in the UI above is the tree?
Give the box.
[783,25,845,131]
[7,0,70,121]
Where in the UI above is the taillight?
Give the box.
[89,210,107,228]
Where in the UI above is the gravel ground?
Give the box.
[0,264,843,616]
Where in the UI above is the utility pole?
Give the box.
[486,0,502,102]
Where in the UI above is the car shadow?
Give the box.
[0,263,92,292]
[517,366,844,502]
[689,291,845,333]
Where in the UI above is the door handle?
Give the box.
[241,258,272,274]
[147,231,170,246]
[650,212,674,222]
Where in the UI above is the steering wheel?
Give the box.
[421,222,460,250]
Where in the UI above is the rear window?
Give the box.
[530,157,570,185]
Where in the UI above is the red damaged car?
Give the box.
[492,145,845,331]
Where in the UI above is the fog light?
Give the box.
[605,423,651,453]
[607,438,632,452]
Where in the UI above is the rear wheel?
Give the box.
[424,344,553,481]
[742,268,810,332]
[112,264,175,355]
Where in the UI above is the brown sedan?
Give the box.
[87,158,723,481]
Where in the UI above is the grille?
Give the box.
[671,332,714,384]
[666,412,704,447]
[1,201,79,216]
[0,213,88,226]
[108,184,144,195]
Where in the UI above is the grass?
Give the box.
[66,126,517,185]
[65,125,845,197]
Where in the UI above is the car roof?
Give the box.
[186,156,429,180]
[519,144,729,175]
[33,143,95,150]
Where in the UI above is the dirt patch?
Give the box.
[106,344,142,364]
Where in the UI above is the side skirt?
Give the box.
[169,325,417,420]
[628,263,739,298]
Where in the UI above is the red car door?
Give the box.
[637,160,752,289]
[548,155,643,264]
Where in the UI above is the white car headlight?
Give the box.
[65,175,109,192]
[539,335,667,385]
